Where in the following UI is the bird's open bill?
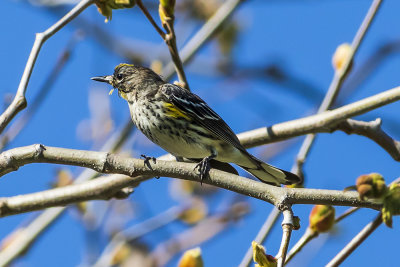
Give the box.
[91,75,115,95]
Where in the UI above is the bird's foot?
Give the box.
[194,156,213,184]
[141,154,156,170]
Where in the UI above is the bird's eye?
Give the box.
[116,73,123,80]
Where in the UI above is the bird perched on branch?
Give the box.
[92,64,300,186]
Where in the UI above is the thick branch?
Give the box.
[0,0,94,134]
[238,86,400,161]
[0,144,381,217]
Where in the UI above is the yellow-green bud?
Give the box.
[159,0,175,24]
[309,205,335,233]
[178,247,204,267]
[95,0,136,22]
[252,241,277,267]
[382,183,400,228]
[356,173,387,201]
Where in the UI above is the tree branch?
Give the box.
[238,86,400,160]
[0,0,94,134]
[0,144,381,218]
[276,209,294,267]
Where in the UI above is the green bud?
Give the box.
[95,0,136,22]
[252,241,277,267]
[356,173,387,201]
[178,247,204,267]
[309,205,335,233]
[382,183,400,228]
[159,0,175,24]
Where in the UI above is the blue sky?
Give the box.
[1,0,400,266]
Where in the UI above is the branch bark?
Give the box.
[238,86,400,160]
[0,144,381,218]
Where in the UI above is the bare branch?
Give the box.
[326,213,382,267]
[238,86,400,159]
[136,0,166,39]
[162,0,242,77]
[285,227,318,264]
[0,144,382,218]
[0,0,94,134]
[335,119,400,161]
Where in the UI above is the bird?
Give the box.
[91,64,300,186]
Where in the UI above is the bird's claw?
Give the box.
[194,156,212,185]
[141,154,156,170]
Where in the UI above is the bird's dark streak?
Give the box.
[187,127,218,140]
[161,83,244,151]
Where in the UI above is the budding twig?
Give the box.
[136,0,190,90]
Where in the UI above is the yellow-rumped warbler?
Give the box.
[92,64,300,186]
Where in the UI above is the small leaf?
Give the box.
[252,241,277,267]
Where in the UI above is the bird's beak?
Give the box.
[91,75,113,84]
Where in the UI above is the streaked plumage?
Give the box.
[92,64,300,186]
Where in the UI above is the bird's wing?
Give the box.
[160,83,244,151]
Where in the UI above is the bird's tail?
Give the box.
[240,154,301,186]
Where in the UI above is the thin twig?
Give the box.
[285,227,318,264]
[292,0,383,176]
[136,0,190,89]
[0,0,94,135]
[136,0,166,38]
[238,207,281,267]
[276,209,294,267]
[335,207,360,223]
[162,0,242,77]
[326,213,382,267]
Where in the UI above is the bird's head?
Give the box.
[91,64,164,102]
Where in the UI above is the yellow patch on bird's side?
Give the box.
[164,103,191,120]
[119,91,128,100]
